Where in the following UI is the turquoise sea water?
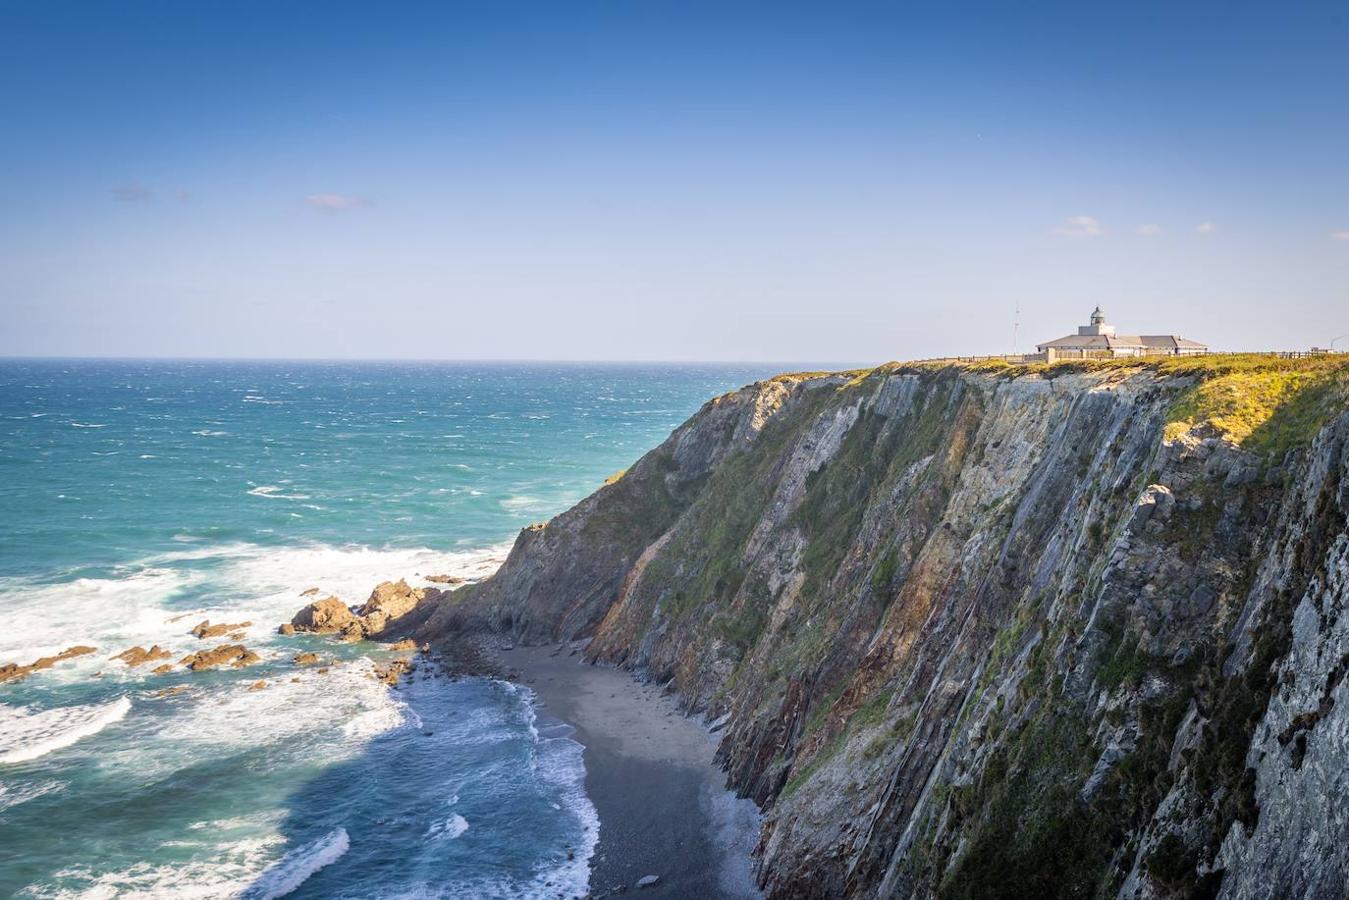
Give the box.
[0,360,788,899]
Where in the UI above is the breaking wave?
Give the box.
[0,696,131,765]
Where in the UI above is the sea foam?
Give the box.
[0,696,131,765]
[242,827,350,900]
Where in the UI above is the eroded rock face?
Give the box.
[179,644,260,671]
[403,363,1349,899]
[1,646,97,683]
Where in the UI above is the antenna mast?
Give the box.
[1012,300,1021,355]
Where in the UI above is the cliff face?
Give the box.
[415,358,1349,899]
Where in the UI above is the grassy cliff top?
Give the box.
[773,354,1349,459]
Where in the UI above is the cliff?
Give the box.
[410,355,1349,899]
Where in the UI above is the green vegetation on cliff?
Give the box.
[435,356,1349,899]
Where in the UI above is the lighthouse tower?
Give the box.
[1077,306,1116,337]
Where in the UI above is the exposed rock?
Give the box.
[288,597,359,634]
[0,645,97,684]
[293,652,321,666]
[190,619,252,640]
[388,639,418,651]
[635,874,660,888]
[356,579,427,636]
[399,360,1349,898]
[248,680,267,691]
[284,581,436,641]
[372,658,414,686]
[112,645,172,667]
[424,574,464,585]
[155,685,189,699]
[300,587,320,597]
[179,644,259,671]
[277,623,297,636]
[152,663,174,675]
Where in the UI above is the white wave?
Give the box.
[244,827,349,900]
[0,566,196,666]
[341,698,409,741]
[191,429,229,436]
[0,538,507,651]
[246,485,311,501]
[0,778,65,811]
[43,833,284,899]
[0,696,131,765]
[425,813,469,841]
[499,495,542,510]
[517,688,599,899]
[156,663,404,756]
[69,422,108,428]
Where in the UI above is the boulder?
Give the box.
[293,652,321,666]
[112,645,173,667]
[300,587,320,597]
[389,639,419,651]
[424,574,464,585]
[248,680,267,691]
[356,580,427,636]
[152,663,174,675]
[636,875,661,888]
[289,597,359,634]
[278,623,297,635]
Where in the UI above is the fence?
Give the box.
[905,349,1341,366]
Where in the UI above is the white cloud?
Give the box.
[1332,230,1349,241]
[304,193,369,212]
[1196,221,1216,234]
[110,183,152,203]
[1055,215,1103,237]
[1137,223,1162,236]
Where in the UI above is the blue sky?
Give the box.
[2,1,1346,362]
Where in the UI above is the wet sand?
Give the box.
[506,643,762,899]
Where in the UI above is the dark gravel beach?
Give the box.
[507,644,762,899]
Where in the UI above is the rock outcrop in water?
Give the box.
[179,644,260,671]
[189,620,251,640]
[112,645,173,667]
[405,356,1349,898]
[0,645,97,683]
[287,581,436,641]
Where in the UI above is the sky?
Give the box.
[1,1,1346,363]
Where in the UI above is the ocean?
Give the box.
[0,359,791,899]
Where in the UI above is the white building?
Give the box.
[1036,307,1207,360]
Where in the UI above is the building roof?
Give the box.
[1036,333,1208,351]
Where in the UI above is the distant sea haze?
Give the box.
[0,359,786,897]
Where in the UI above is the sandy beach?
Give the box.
[506,644,762,899]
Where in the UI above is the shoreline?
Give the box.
[506,643,762,899]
